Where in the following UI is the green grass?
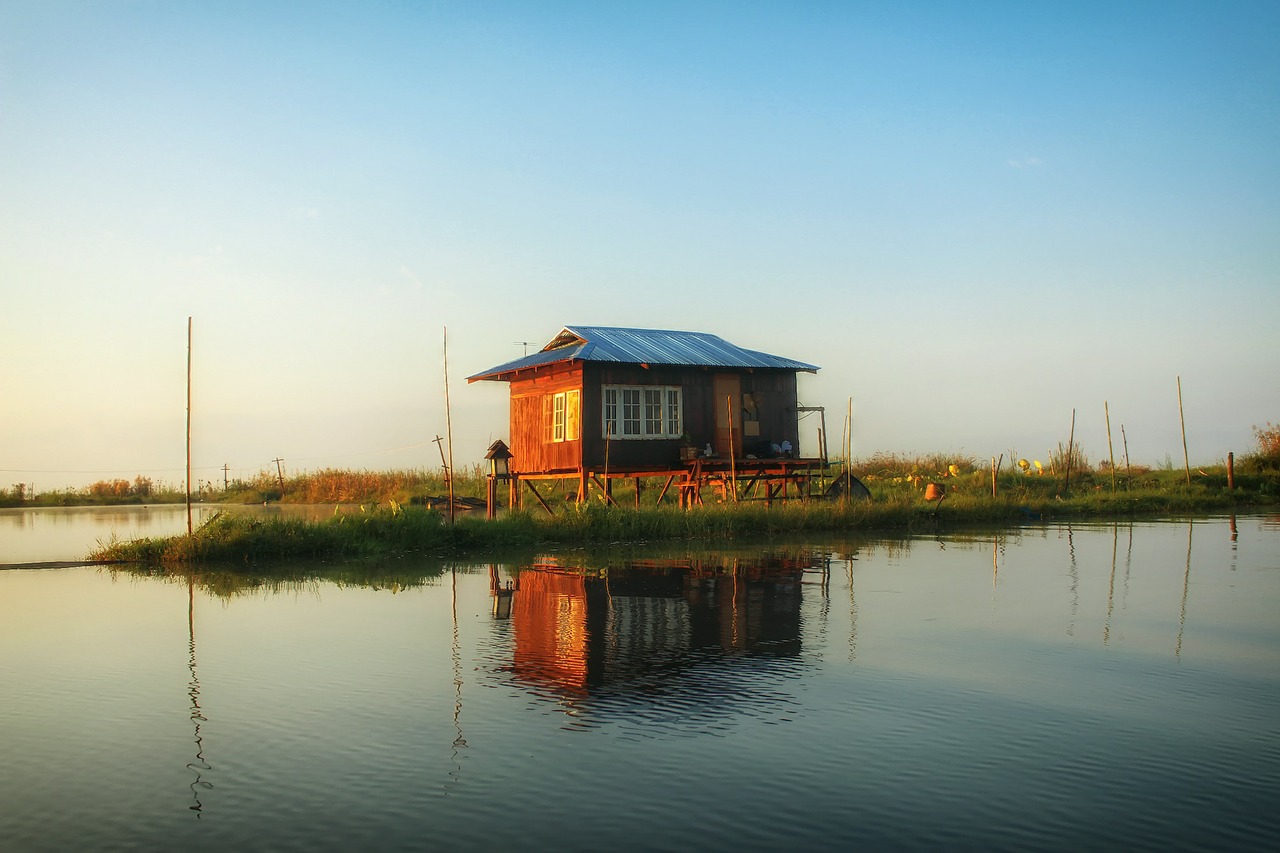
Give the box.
[1,466,490,508]
[89,474,1276,567]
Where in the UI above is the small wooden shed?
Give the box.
[468,326,823,506]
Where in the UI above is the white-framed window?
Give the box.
[553,393,567,442]
[602,385,682,439]
[546,390,581,443]
[565,389,580,441]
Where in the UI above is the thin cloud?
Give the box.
[399,265,425,290]
[1007,157,1042,169]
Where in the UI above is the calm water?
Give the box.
[1,511,1277,851]
[0,504,342,565]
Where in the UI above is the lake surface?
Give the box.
[2,509,1278,851]
[0,504,340,565]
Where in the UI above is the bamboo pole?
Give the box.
[819,408,828,465]
[603,422,611,503]
[846,396,853,504]
[1105,401,1116,492]
[1121,424,1131,484]
[443,326,455,523]
[846,397,853,468]
[186,317,192,536]
[1064,408,1076,494]
[991,456,997,498]
[840,407,849,505]
[1177,375,1190,485]
[727,395,738,502]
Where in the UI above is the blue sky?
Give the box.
[2,1,1277,490]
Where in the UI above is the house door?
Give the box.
[713,374,742,458]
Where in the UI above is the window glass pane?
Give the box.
[553,393,566,442]
[644,389,662,435]
[603,388,617,438]
[667,388,681,436]
[565,390,580,441]
[622,388,641,436]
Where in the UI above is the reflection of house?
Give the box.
[510,555,823,698]
[468,326,825,507]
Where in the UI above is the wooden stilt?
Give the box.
[524,480,555,516]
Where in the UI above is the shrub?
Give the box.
[1246,422,1280,470]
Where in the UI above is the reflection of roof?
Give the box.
[467,325,819,382]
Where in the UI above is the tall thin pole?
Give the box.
[1121,424,1131,483]
[186,317,193,536]
[1177,375,1190,485]
[443,327,456,523]
[1063,408,1076,495]
[846,397,853,503]
[819,408,828,465]
[839,399,849,504]
[1105,401,1116,492]
[846,397,853,469]
[727,395,738,502]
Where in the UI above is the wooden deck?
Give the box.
[508,457,835,514]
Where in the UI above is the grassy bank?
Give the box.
[90,479,1276,566]
[1,466,487,508]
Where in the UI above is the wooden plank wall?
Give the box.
[507,363,804,476]
[508,363,583,474]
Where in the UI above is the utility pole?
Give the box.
[433,435,450,486]
[223,463,230,491]
[272,457,286,496]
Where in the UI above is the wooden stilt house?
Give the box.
[468,326,826,509]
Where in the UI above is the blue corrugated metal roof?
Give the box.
[467,325,818,381]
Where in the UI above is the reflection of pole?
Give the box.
[1123,523,1133,608]
[847,553,858,662]
[1176,521,1192,659]
[1104,524,1117,645]
[187,579,211,815]
[731,561,741,649]
[1066,525,1078,637]
[992,533,999,591]
[1229,514,1238,572]
[446,568,466,792]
